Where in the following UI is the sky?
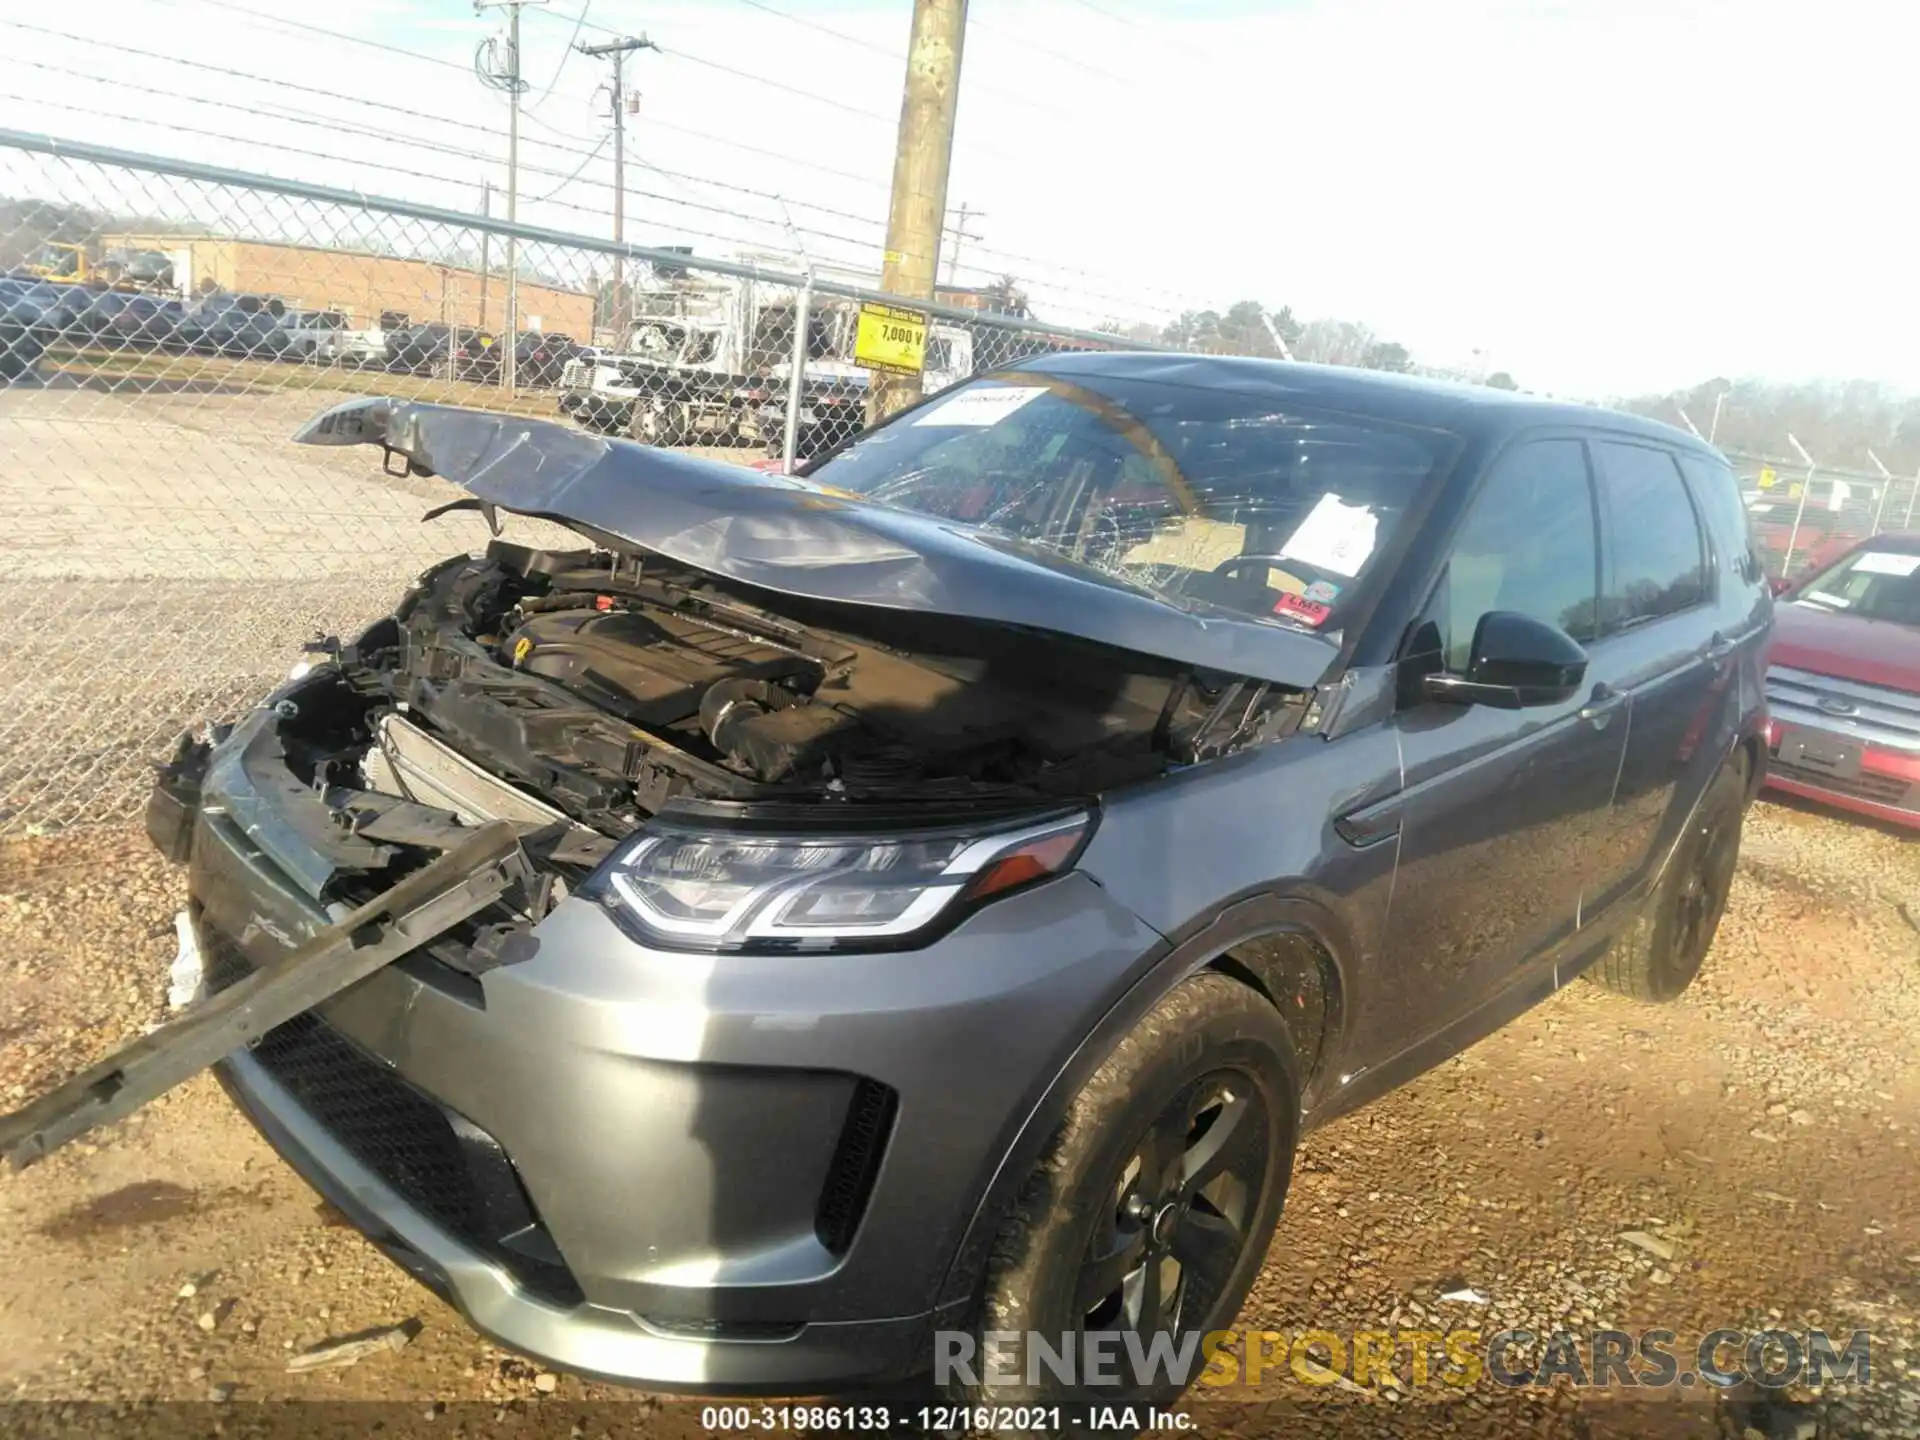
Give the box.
[1,0,1911,399]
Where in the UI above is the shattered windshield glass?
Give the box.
[806,371,1452,628]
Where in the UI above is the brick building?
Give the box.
[103,233,596,337]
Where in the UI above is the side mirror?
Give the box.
[1423,611,1588,710]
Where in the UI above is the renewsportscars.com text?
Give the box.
[935,1326,1872,1392]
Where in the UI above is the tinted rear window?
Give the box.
[1677,451,1763,586]
[1593,441,1711,631]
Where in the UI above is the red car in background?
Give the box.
[1748,497,1872,580]
[1763,531,1920,828]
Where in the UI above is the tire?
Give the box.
[0,331,44,381]
[951,972,1299,1421]
[632,399,691,447]
[1588,754,1747,1003]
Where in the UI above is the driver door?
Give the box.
[1355,437,1628,1062]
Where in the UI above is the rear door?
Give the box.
[1578,438,1729,920]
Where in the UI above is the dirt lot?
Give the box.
[0,796,1914,1439]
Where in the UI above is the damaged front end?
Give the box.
[6,393,1327,1164]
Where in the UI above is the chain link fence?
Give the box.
[9,130,1916,844]
[1724,451,1920,580]
[0,130,1129,841]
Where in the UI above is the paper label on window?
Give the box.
[912,385,1049,427]
[1277,494,1378,578]
[1852,550,1920,577]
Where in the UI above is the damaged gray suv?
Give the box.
[121,354,1767,1408]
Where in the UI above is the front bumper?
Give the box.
[1763,665,1920,828]
[181,709,1165,1390]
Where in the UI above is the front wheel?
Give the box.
[632,398,691,447]
[1587,754,1747,1002]
[952,972,1298,1420]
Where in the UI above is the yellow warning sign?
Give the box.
[1757,466,1776,490]
[854,303,927,376]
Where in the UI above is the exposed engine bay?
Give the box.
[286,539,1312,840]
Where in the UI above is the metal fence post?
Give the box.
[781,278,812,475]
[1868,450,1893,536]
[1906,471,1919,531]
[1783,433,1817,576]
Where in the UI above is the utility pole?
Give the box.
[870,0,967,425]
[474,0,546,395]
[577,34,656,344]
[477,179,492,330]
[943,201,982,286]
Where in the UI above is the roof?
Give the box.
[1011,350,1713,453]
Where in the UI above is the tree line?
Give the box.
[1099,299,1518,391]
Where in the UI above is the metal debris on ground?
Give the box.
[1618,1230,1677,1261]
[284,1321,418,1374]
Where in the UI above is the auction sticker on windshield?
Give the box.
[1278,493,1379,578]
[1853,551,1920,577]
[913,385,1051,427]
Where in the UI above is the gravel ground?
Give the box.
[0,796,1913,1439]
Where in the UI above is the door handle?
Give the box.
[1703,632,1735,665]
[1578,683,1624,728]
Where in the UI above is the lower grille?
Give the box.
[200,920,584,1307]
[1769,758,1915,809]
[814,1077,897,1255]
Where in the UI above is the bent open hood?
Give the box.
[294,398,1340,688]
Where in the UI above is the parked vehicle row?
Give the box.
[377,324,582,387]
[0,276,584,391]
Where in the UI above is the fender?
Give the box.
[930,886,1357,1313]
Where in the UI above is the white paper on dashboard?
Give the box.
[1277,494,1379,578]
[1851,550,1920,577]
[912,385,1050,427]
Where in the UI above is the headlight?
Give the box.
[594,809,1094,952]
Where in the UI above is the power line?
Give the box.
[14,16,889,208]
[722,0,899,61]
[528,130,610,201]
[722,0,1083,123]
[5,21,539,149]
[11,54,929,272]
[1062,0,1138,25]
[658,48,895,126]
[527,5,895,124]
[964,12,1139,89]
[4,88,858,267]
[173,0,476,72]
[13,51,1198,314]
[1050,0,1218,70]
[26,5,1205,315]
[528,0,593,109]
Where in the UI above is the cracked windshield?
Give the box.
[808,373,1447,630]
